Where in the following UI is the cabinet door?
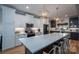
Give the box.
[77,19,79,28]
[69,17,78,28]
[74,33,78,39]
[71,33,79,40]
[50,20,56,27]
[77,33,79,39]
[2,6,16,50]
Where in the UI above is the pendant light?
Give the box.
[40,5,49,24]
[41,5,48,18]
[54,7,60,21]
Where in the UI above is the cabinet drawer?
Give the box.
[70,33,79,40]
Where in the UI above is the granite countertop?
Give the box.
[19,33,68,53]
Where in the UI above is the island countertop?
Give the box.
[19,33,68,53]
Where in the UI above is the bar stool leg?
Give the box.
[58,47,61,54]
[48,45,58,54]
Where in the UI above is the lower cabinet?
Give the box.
[70,32,79,40]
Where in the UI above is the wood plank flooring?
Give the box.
[0,45,25,54]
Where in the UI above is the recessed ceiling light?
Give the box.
[26,6,29,9]
[65,14,68,17]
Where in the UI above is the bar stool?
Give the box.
[49,41,64,54]
[49,45,59,54]
[43,45,59,54]
[43,40,65,54]
[58,40,64,54]
[63,37,69,54]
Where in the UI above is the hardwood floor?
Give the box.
[68,39,79,54]
[0,45,25,54]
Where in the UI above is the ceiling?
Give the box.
[8,4,78,19]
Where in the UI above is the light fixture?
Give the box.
[41,9,48,18]
[65,14,68,18]
[41,5,48,18]
[54,7,60,21]
[40,5,49,24]
[26,6,29,9]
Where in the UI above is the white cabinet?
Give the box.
[2,6,16,50]
[0,8,2,34]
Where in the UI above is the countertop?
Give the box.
[50,30,79,33]
[50,28,79,33]
[19,33,68,53]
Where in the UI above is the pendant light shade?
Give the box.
[41,9,48,17]
[41,5,48,18]
[55,7,60,21]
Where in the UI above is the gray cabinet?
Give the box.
[70,32,79,40]
[50,20,56,28]
[69,16,79,28]
[69,16,79,40]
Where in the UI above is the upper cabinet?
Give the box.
[69,16,79,28]
[49,20,56,28]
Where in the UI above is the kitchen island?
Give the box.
[19,33,68,54]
